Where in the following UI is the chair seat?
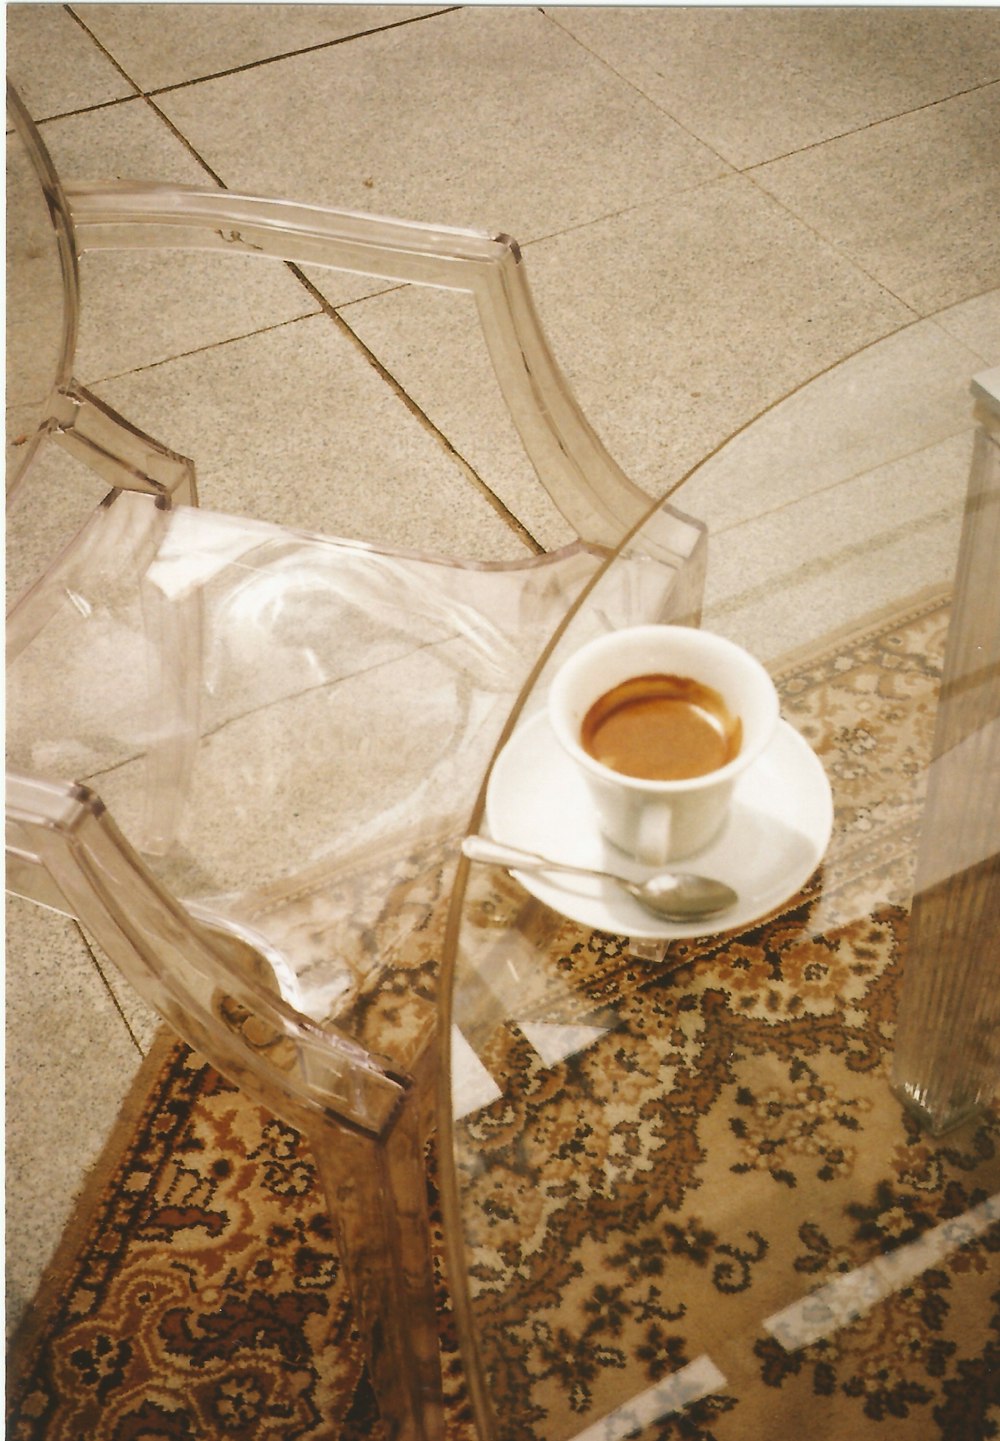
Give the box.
[8,489,608,1064]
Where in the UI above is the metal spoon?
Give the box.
[462,835,738,922]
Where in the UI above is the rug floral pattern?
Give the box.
[452,592,1000,1440]
[7,1045,475,1440]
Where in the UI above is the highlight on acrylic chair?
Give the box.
[5,81,706,1440]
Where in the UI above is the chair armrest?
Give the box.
[66,181,654,547]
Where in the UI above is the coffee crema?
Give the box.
[581,673,741,781]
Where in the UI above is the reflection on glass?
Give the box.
[567,1355,727,1441]
[764,1193,1000,1351]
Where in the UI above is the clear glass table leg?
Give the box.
[892,373,1000,1133]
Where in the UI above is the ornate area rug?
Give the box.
[8,589,999,1441]
[6,1036,475,1440]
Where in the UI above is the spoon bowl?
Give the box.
[462,836,738,922]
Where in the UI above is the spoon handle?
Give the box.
[462,834,611,882]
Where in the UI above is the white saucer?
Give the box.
[485,712,833,940]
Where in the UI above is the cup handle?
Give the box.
[636,800,672,866]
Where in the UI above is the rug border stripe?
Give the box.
[6,1026,184,1377]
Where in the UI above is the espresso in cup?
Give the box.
[549,626,779,864]
[581,673,742,782]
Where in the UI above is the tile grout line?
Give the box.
[75,922,151,1057]
[137,6,463,97]
[710,426,976,545]
[541,5,1000,177]
[83,312,324,388]
[62,2,461,108]
[742,77,1000,175]
[290,264,544,554]
[536,6,985,320]
[707,298,995,541]
[538,5,738,177]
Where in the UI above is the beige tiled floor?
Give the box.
[6,3,999,1337]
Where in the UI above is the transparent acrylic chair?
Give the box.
[6,85,706,1441]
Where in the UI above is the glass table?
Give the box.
[441,352,1000,1441]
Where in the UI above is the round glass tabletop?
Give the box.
[441,337,1000,1441]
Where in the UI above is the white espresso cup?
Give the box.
[548,625,779,865]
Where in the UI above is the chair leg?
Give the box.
[306,1081,444,1441]
[50,383,198,506]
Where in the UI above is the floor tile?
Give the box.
[90,315,531,557]
[5,897,143,1333]
[6,446,112,609]
[6,4,135,119]
[525,176,915,486]
[344,175,912,540]
[339,282,573,552]
[705,428,970,662]
[74,3,444,92]
[548,7,1000,169]
[152,7,727,240]
[932,289,1000,367]
[670,316,994,536]
[35,93,225,185]
[75,247,322,382]
[752,84,1000,315]
[670,318,986,657]
[26,102,393,383]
